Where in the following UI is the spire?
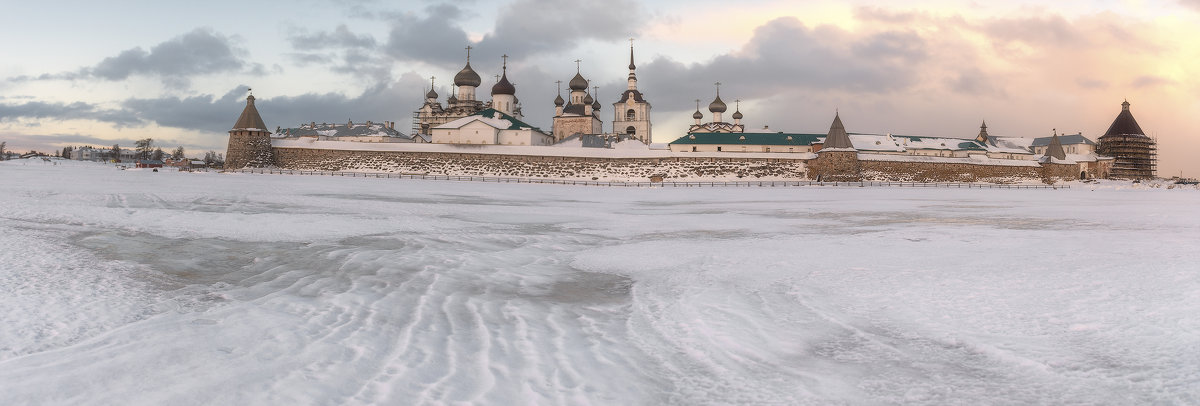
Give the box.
[232,90,268,131]
[692,99,703,121]
[822,111,854,150]
[628,38,636,70]
[1044,129,1067,160]
[975,120,989,143]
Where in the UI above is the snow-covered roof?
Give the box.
[984,137,1035,154]
[284,121,407,139]
[435,108,542,132]
[859,153,1042,167]
[889,134,986,151]
[553,133,646,149]
[1030,133,1095,147]
[669,132,823,146]
[847,134,904,152]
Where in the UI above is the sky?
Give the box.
[1,0,1198,176]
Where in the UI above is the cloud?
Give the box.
[382,4,473,66]
[476,0,645,57]
[1131,75,1175,88]
[605,17,928,112]
[1181,0,1200,11]
[6,28,257,89]
[0,100,141,127]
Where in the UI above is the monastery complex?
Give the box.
[227,45,1158,183]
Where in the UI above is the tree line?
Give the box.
[0,138,224,166]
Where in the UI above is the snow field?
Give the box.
[1,159,1198,404]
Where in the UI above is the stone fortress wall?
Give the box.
[270,146,1075,183]
[272,147,809,181]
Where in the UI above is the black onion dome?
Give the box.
[448,92,458,103]
[425,88,438,99]
[708,95,727,113]
[569,72,588,90]
[583,93,594,105]
[692,109,703,120]
[592,99,601,111]
[554,94,565,106]
[732,110,743,120]
[492,72,515,95]
[454,63,482,87]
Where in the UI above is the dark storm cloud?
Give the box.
[611,17,928,111]
[120,74,429,134]
[287,24,391,82]
[475,0,644,58]
[6,28,256,88]
[382,4,473,66]
[0,100,141,127]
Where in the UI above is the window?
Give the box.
[717,147,722,151]
[626,109,636,121]
[692,146,697,152]
[626,126,636,136]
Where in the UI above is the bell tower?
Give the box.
[612,39,652,144]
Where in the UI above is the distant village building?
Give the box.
[280,119,420,143]
[1097,100,1157,180]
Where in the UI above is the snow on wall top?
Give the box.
[273,138,815,160]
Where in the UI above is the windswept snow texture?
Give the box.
[2,159,1199,405]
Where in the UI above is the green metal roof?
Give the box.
[669,132,823,146]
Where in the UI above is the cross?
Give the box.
[494,74,500,83]
[502,54,508,68]
[735,99,741,109]
[593,86,599,95]
[695,99,701,110]
[714,82,721,95]
[429,76,435,87]
[555,80,562,94]
[465,45,472,61]
[247,87,253,97]
[575,59,582,72]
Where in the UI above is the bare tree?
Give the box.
[135,138,154,160]
[151,147,164,161]
[111,144,121,162]
[172,146,185,160]
[0,141,6,161]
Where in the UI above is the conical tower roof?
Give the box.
[975,120,989,143]
[822,112,854,149]
[1044,131,1067,160]
[232,95,268,131]
[1103,100,1145,136]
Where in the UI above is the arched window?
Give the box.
[626,126,636,136]
[626,109,636,121]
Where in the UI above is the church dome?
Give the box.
[732,110,743,120]
[454,63,482,87]
[592,99,601,111]
[425,87,438,99]
[492,72,515,95]
[554,94,565,106]
[583,93,594,105]
[709,95,727,113]
[569,72,588,91]
[693,109,703,120]
[448,93,458,103]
